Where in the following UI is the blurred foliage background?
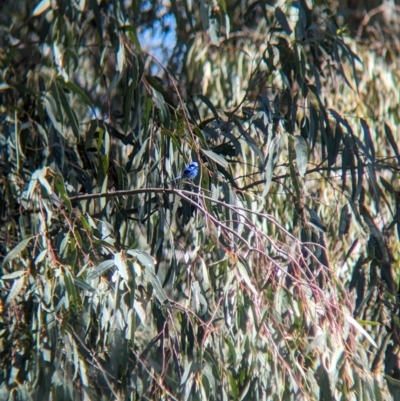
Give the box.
[1,0,400,400]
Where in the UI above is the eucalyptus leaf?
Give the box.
[86,260,115,280]
[294,135,307,177]
[202,149,229,169]
[32,0,50,16]
[6,277,25,303]
[2,237,34,266]
[275,7,292,35]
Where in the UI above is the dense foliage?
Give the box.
[1,0,400,400]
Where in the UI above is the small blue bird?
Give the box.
[173,162,199,181]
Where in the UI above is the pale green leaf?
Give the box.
[294,135,308,177]
[32,0,50,16]
[2,237,34,266]
[87,260,115,280]
[202,149,229,169]
[6,277,25,303]
[1,270,26,280]
[237,261,257,295]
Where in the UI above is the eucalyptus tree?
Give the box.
[1,0,399,400]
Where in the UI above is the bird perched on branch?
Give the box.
[173,162,199,181]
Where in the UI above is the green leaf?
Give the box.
[329,108,352,133]
[384,123,400,162]
[342,134,356,197]
[200,0,209,30]
[128,250,167,303]
[121,25,142,53]
[356,319,380,327]
[308,104,318,147]
[116,41,125,73]
[380,177,395,195]
[338,204,350,238]
[86,260,115,280]
[38,168,53,195]
[64,81,93,108]
[78,215,92,234]
[114,252,129,280]
[56,82,80,138]
[201,149,229,169]
[233,117,264,163]
[32,0,50,16]
[224,338,237,366]
[148,82,170,129]
[360,119,375,161]
[115,163,128,190]
[262,135,282,197]
[73,277,95,292]
[345,315,377,348]
[54,173,72,213]
[327,124,342,168]
[0,83,11,91]
[6,277,25,303]
[197,95,220,122]
[294,135,307,177]
[307,207,326,233]
[43,94,64,137]
[336,39,361,91]
[225,13,230,38]
[227,371,239,400]
[191,281,208,316]
[333,41,356,91]
[385,375,400,387]
[209,15,220,45]
[237,261,257,295]
[366,163,379,210]
[2,237,34,266]
[1,270,26,280]
[275,7,292,35]
[127,250,154,268]
[64,270,79,303]
[181,361,193,385]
